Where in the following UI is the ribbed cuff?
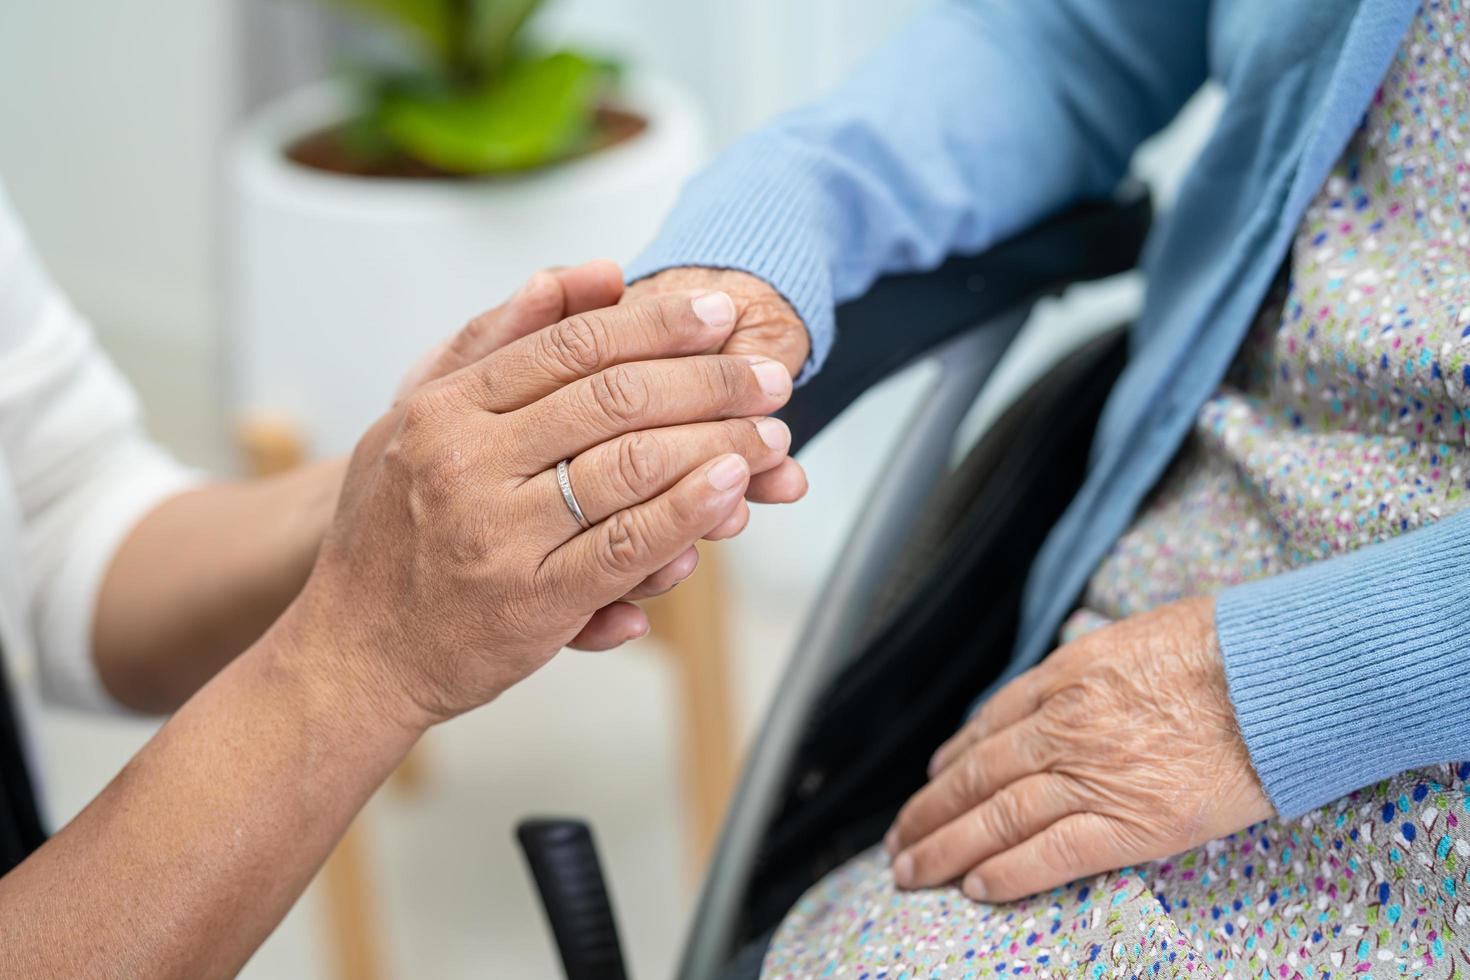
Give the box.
[624,132,835,384]
[1216,509,1470,817]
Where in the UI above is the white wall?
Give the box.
[539,0,928,143]
[0,0,929,464]
[0,3,232,341]
[0,0,238,466]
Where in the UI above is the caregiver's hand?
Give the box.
[624,268,809,506]
[884,596,1273,903]
[399,261,803,646]
[285,291,795,727]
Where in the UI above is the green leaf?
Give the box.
[467,0,545,75]
[321,0,457,66]
[375,51,612,173]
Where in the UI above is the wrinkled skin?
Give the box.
[288,285,801,727]
[398,262,809,649]
[883,596,1274,902]
[624,268,810,508]
[625,269,1271,903]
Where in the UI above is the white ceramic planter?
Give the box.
[225,72,707,457]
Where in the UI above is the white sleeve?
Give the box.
[0,183,202,712]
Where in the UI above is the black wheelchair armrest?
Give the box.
[782,182,1152,451]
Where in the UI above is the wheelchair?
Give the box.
[516,183,1153,980]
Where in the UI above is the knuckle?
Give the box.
[984,788,1026,845]
[726,418,763,455]
[445,506,499,565]
[410,437,480,512]
[462,367,506,410]
[705,357,751,404]
[420,447,471,498]
[589,365,652,425]
[1009,728,1046,771]
[1048,821,1089,874]
[600,509,650,576]
[615,431,666,496]
[664,481,706,531]
[452,311,495,355]
[626,299,666,335]
[400,389,449,435]
[1045,682,1091,728]
[955,751,989,804]
[547,314,607,377]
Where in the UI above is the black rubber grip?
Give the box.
[516,819,630,980]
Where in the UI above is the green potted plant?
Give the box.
[291,0,644,177]
[226,0,706,455]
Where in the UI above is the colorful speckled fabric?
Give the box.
[763,765,1470,978]
[761,5,1470,977]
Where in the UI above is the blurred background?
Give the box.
[0,2,1220,977]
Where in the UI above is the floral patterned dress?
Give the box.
[762,4,1470,977]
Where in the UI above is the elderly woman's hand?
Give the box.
[623,268,809,508]
[285,290,797,728]
[884,596,1274,903]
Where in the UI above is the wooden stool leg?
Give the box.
[236,412,392,980]
[644,542,739,868]
[319,822,388,980]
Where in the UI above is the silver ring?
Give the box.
[556,459,593,530]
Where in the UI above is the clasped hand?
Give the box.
[284,262,807,732]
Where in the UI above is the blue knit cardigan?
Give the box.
[627,0,1468,818]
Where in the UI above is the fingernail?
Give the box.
[755,417,791,452]
[691,291,736,329]
[707,454,749,491]
[892,852,915,890]
[883,828,899,856]
[962,873,988,902]
[746,357,792,398]
[629,619,650,640]
[927,751,943,778]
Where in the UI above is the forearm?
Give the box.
[627,0,1209,378]
[93,458,346,712]
[0,616,418,978]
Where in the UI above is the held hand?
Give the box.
[400,262,805,647]
[624,268,810,506]
[288,292,796,728]
[884,597,1273,903]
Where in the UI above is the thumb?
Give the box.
[722,321,808,379]
[399,261,627,401]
